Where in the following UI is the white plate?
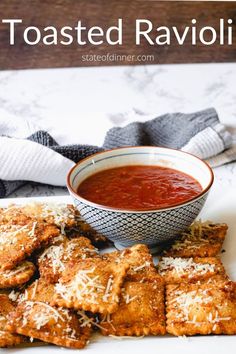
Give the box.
[1,193,236,354]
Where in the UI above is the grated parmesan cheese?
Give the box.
[171,290,213,323]
[133,261,151,272]
[189,220,213,237]
[109,335,145,339]
[31,280,39,299]
[0,222,38,252]
[23,301,66,330]
[77,311,106,330]
[40,244,65,274]
[55,268,101,304]
[102,276,114,302]
[40,203,75,234]
[158,257,215,276]
[2,264,29,278]
[55,267,117,306]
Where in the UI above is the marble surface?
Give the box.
[0,62,236,198]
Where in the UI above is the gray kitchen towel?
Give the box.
[0,108,235,197]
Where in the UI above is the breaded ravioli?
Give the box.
[21,203,79,234]
[6,279,91,349]
[100,245,166,336]
[0,220,59,270]
[100,275,166,336]
[0,294,26,347]
[38,236,98,283]
[163,221,228,258]
[0,261,35,289]
[102,244,157,280]
[166,280,236,336]
[1,203,109,248]
[52,257,129,314]
[158,257,227,284]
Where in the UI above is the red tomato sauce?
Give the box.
[77,165,202,210]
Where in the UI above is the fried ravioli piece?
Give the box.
[1,203,78,235]
[38,237,98,283]
[0,220,59,270]
[100,274,166,336]
[103,244,156,280]
[100,245,166,336]
[0,261,35,289]
[21,203,79,234]
[166,280,236,336]
[53,258,129,314]
[0,294,25,347]
[6,279,91,349]
[1,204,109,248]
[157,257,227,284]
[163,221,228,258]
[0,207,31,225]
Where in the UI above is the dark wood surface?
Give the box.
[0,1,235,69]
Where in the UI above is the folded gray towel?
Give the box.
[104,108,231,150]
[0,108,234,197]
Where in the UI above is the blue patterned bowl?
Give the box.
[67,147,213,251]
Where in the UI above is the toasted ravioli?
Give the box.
[158,257,227,284]
[6,279,91,349]
[7,301,91,349]
[1,204,109,248]
[103,244,156,280]
[38,237,98,283]
[166,280,236,336]
[0,207,31,225]
[0,261,35,289]
[1,203,78,235]
[53,258,129,314]
[0,220,59,270]
[100,245,165,336]
[21,203,79,234]
[0,294,25,347]
[100,275,166,336]
[163,221,228,258]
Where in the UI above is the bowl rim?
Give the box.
[67,146,214,213]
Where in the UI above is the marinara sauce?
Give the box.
[77,165,202,210]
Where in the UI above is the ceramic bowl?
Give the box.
[67,147,214,251]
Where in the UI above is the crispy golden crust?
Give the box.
[6,278,91,349]
[0,207,31,225]
[100,275,166,336]
[2,203,78,231]
[52,258,129,314]
[20,203,78,233]
[100,245,165,336]
[0,261,36,289]
[38,237,98,283]
[0,294,26,347]
[163,222,228,258]
[166,280,236,336]
[102,244,156,281]
[0,331,25,348]
[25,278,57,303]
[0,220,59,270]
[6,301,91,349]
[1,203,109,248]
[158,257,227,284]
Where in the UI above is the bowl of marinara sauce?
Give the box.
[67,146,214,251]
